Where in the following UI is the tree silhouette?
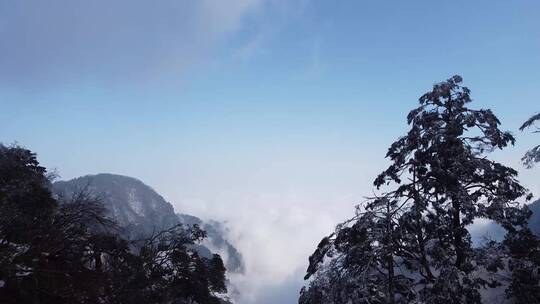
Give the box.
[0,144,229,304]
[301,76,534,304]
[519,113,540,168]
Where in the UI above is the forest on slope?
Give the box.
[53,173,244,274]
[0,145,232,304]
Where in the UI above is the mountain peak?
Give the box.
[54,173,177,234]
[53,173,244,273]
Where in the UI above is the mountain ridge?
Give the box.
[53,173,244,273]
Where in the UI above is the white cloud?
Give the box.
[168,164,371,303]
[176,193,342,304]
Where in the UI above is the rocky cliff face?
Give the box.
[53,173,244,273]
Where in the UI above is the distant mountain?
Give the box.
[178,214,244,273]
[469,198,540,245]
[527,199,540,234]
[53,173,244,273]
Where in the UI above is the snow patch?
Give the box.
[127,187,144,216]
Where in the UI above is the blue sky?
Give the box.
[1,1,539,303]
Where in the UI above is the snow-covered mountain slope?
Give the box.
[53,173,244,273]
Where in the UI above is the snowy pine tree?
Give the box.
[301,196,416,304]
[301,76,536,304]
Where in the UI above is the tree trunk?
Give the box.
[412,170,433,280]
[415,211,433,279]
[94,251,102,272]
[452,199,463,268]
[387,202,395,304]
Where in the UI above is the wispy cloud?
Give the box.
[0,0,262,88]
[305,37,326,79]
[235,31,269,62]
